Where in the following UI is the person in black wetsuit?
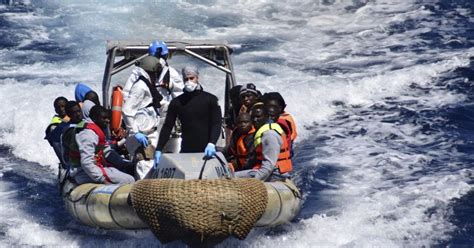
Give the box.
[154,65,222,166]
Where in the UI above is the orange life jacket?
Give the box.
[276,118,292,149]
[253,123,292,174]
[230,127,256,170]
[279,112,297,142]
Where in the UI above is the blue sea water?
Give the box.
[0,0,473,247]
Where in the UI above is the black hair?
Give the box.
[261,92,287,111]
[65,101,80,117]
[84,91,100,106]
[89,105,108,123]
[250,102,266,114]
[230,85,242,104]
[53,96,68,108]
[237,111,251,119]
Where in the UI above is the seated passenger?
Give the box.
[70,105,135,185]
[223,112,256,172]
[74,83,101,123]
[235,103,292,181]
[225,85,243,130]
[82,99,96,123]
[60,101,87,168]
[45,96,69,163]
[224,85,243,145]
[261,92,297,155]
[45,96,69,132]
[74,83,100,106]
[239,83,261,114]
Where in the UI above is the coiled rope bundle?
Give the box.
[130,178,268,244]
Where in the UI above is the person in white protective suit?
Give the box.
[125,41,184,154]
[148,41,184,153]
[148,40,184,116]
[122,55,164,179]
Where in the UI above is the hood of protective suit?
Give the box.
[122,66,158,134]
[75,83,92,102]
[122,67,150,100]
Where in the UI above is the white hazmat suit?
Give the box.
[122,60,183,179]
[122,66,160,179]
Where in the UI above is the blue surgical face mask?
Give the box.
[184,80,198,92]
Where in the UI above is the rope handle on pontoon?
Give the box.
[198,158,209,180]
[199,154,231,180]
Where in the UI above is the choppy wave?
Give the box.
[0,0,473,247]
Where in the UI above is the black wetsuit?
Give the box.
[157,88,222,153]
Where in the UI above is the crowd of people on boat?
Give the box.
[44,41,298,185]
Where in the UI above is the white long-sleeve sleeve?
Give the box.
[169,66,184,96]
[122,67,154,135]
[157,66,184,113]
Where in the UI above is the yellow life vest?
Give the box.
[254,123,284,147]
[50,115,62,125]
[254,123,292,174]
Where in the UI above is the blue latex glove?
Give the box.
[134,132,148,147]
[204,143,216,158]
[154,151,162,169]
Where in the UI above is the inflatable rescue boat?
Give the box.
[59,41,301,244]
